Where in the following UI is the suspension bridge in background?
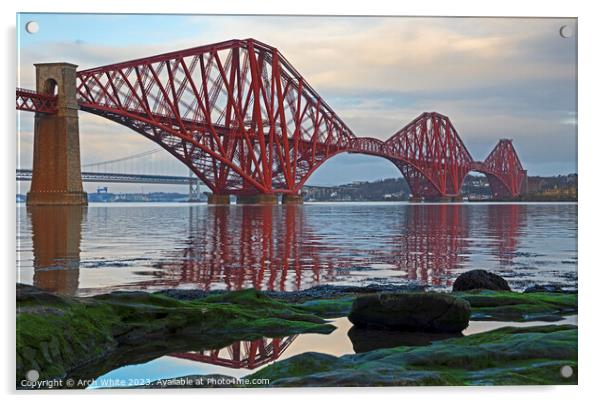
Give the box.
[15,38,527,206]
[17,147,205,200]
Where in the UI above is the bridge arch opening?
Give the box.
[42,78,57,96]
[302,153,411,199]
[301,152,517,202]
[460,172,492,200]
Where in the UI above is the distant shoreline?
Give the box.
[16,199,578,205]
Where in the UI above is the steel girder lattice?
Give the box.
[384,112,474,198]
[16,88,58,114]
[75,39,356,196]
[472,140,527,198]
[18,38,527,199]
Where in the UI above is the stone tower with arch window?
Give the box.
[27,63,87,205]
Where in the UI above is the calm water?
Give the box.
[16,202,577,296]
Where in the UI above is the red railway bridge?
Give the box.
[16,38,526,205]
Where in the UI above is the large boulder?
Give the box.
[452,270,510,292]
[348,292,470,333]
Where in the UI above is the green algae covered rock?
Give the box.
[246,325,577,386]
[277,289,577,323]
[348,292,470,333]
[16,284,579,388]
[457,290,577,321]
[294,297,355,318]
[16,285,334,385]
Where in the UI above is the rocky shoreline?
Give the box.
[16,270,578,388]
[16,285,333,386]
[245,324,577,386]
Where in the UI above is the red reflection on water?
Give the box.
[27,204,526,294]
[486,204,525,266]
[170,335,297,370]
[29,206,85,295]
[138,204,525,291]
[149,205,342,291]
[391,204,469,287]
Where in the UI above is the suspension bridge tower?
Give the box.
[188,170,203,202]
[27,63,87,206]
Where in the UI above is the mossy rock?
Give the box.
[246,325,577,386]
[16,285,334,386]
[457,290,577,321]
[16,284,579,388]
[294,297,355,318]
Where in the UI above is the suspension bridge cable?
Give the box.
[82,148,163,168]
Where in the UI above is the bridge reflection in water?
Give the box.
[486,204,527,266]
[27,204,526,295]
[28,206,86,295]
[161,206,337,291]
[391,205,469,286]
[170,336,298,370]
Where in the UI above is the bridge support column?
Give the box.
[27,63,87,206]
[410,195,463,203]
[236,194,278,205]
[282,194,304,204]
[423,196,463,203]
[207,193,231,205]
[430,196,450,203]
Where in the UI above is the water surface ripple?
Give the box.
[16,202,577,296]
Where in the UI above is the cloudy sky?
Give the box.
[17,14,577,193]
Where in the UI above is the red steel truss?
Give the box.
[170,335,297,369]
[74,39,357,196]
[384,112,474,198]
[16,88,57,114]
[17,38,527,199]
[471,140,527,198]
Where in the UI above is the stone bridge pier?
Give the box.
[27,63,87,206]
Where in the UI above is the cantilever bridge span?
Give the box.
[16,38,526,205]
